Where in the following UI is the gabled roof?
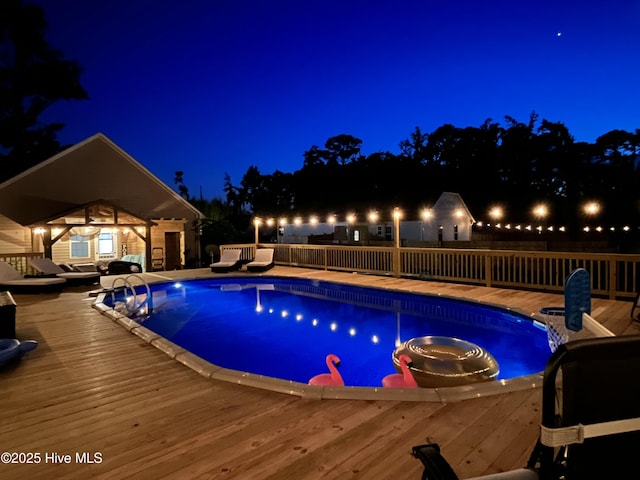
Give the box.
[0,133,205,226]
[433,192,476,223]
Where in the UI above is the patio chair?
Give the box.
[210,249,242,273]
[246,248,274,272]
[412,334,640,479]
[0,261,66,293]
[29,257,100,285]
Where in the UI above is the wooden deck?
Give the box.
[1,267,638,480]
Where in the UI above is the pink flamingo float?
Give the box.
[382,354,418,388]
[309,354,345,386]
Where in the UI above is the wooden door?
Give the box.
[164,232,181,270]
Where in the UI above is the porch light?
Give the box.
[368,211,379,223]
[294,217,302,225]
[279,217,287,226]
[266,218,275,227]
[346,213,356,224]
[309,216,318,225]
[421,209,432,220]
[327,215,336,224]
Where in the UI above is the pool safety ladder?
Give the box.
[110,274,152,317]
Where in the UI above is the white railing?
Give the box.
[7,245,640,300]
[222,243,640,300]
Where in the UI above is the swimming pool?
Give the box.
[98,275,551,393]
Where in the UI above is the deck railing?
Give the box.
[222,243,640,300]
[0,252,44,276]
[5,246,639,300]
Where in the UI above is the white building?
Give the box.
[276,192,475,244]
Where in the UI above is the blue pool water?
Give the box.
[106,276,552,387]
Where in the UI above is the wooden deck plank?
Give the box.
[0,267,636,479]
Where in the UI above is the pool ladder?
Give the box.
[110,274,152,317]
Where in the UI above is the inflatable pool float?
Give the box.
[0,339,38,367]
[392,336,499,388]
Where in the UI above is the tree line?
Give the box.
[223,113,640,233]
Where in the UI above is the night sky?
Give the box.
[32,0,640,199]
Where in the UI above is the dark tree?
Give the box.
[399,126,429,165]
[302,145,325,167]
[0,0,87,181]
[223,173,241,210]
[173,170,190,199]
[324,134,363,165]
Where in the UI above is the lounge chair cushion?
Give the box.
[246,249,274,272]
[210,249,242,272]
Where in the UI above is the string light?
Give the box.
[253,199,638,236]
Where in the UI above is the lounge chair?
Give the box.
[412,334,640,479]
[29,257,101,285]
[0,261,66,293]
[246,248,274,272]
[210,249,242,273]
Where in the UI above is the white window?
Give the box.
[70,234,90,258]
[98,232,114,254]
